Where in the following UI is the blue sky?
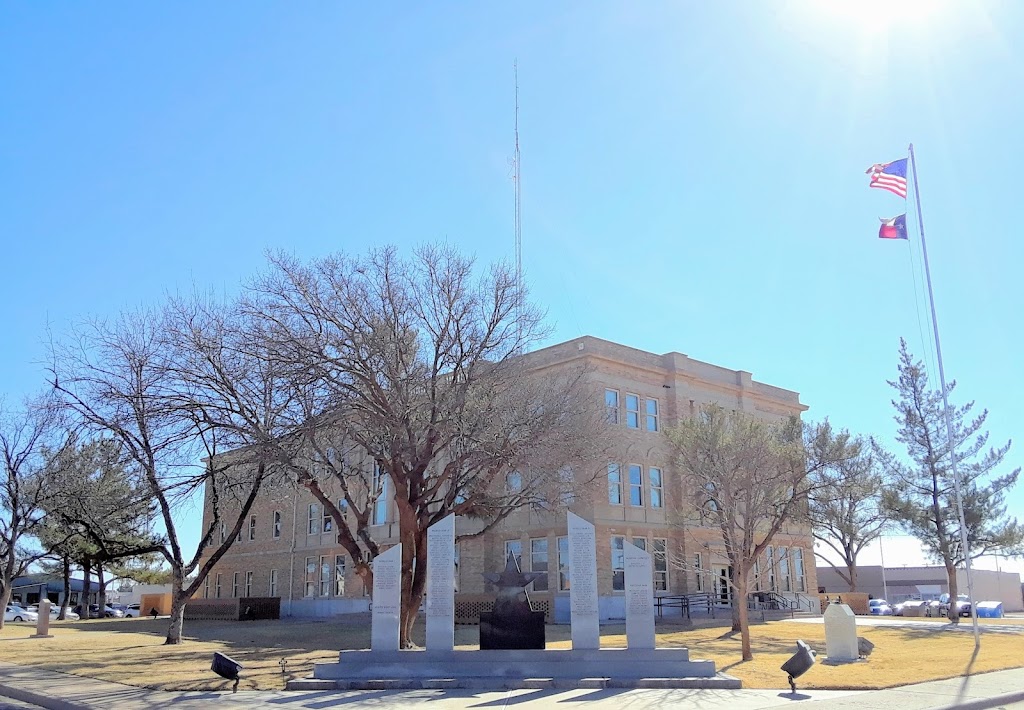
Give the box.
[2,2,1021,577]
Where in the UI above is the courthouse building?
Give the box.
[196,336,818,620]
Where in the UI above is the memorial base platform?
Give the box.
[291,648,739,690]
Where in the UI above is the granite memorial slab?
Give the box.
[624,540,655,649]
[425,514,455,650]
[371,544,402,651]
[567,512,600,650]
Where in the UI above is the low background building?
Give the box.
[816,564,1023,611]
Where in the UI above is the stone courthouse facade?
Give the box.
[196,336,817,619]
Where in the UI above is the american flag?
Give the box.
[866,158,908,198]
[868,157,909,196]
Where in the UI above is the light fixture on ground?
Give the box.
[780,639,816,693]
[211,651,243,692]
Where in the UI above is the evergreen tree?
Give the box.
[878,339,1023,622]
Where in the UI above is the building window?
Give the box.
[793,548,806,593]
[220,523,226,543]
[335,556,346,596]
[269,569,278,597]
[632,536,646,551]
[505,540,523,568]
[611,536,625,591]
[694,553,704,592]
[605,389,619,424]
[248,515,256,541]
[372,464,388,525]
[531,538,548,592]
[215,573,222,599]
[454,543,461,593]
[236,524,242,542]
[607,463,622,505]
[558,466,575,507]
[304,557,316,597]
[645,399,659,432]
[766,546,776,592]
[338,498,348,525]
[649,467,663,508]
[203,576,210,599]
[232,572,240,598]
[323,507,333,534]
[273,511,281,539]
[320,555,332,597]
[752,557,762,592]
[245,571,253,597]
[778,547,792,593]
[506,470,523,493]
[653,538,668,591]
[628,465,643,506]
[307,503,320,535]
[625,394,640,428]
[557,536,570,591]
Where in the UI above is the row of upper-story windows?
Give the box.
[605,389,659,431]
[607,463,663,508]
[218,481,391,545]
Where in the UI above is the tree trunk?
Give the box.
[58,556,71,620]
[0,584,12,631]
[847,563,858,593]
[737,585,752,661]
[397,521,427,649]
[164,571,186,645]
[81,558,92,619]
[946,564,959,624]
[97,563,107,616]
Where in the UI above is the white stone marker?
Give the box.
[371,544,402,651]
[567,512,600,649]
[425,514,455,651]
[624,541,655,649]
[823,602,858,662]
[32,599,53,639]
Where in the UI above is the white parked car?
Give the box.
[4,605,38,623]
[27,605,80,621]
[123,603,141,618]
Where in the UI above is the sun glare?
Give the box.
[816,0,947,33]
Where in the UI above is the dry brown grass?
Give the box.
[0,615,1020,692]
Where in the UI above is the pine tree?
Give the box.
[878,339,1023,622]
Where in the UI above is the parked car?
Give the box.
[927,593,972,618]
[868,599,893,615]
[4,605,38,623]
[94,604,125,618]
[26,604,80,621]
[895,600,928,617]
[123,603,141,618]
[73,604,124,619]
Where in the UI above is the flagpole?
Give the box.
[909,142,980,648]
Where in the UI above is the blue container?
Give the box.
[975,601,1003,618]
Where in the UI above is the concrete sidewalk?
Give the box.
[0,661,1021,710]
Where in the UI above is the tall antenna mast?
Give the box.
[513,61,522,324]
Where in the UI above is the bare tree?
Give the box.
[50,309,269,644]
[248,245,609,646]
[877,340,1022,622]
[0,397,69,629]
[809,444,890,592]
[668,404,854,661]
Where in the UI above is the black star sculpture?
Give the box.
[483,552,545,617]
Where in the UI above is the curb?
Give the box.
[0,682,89,710]
[934,689,1024,710]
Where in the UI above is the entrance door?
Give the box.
[713,565,734,606]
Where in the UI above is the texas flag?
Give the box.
[878,214,908,240]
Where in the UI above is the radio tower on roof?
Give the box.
[513,61,522,328]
